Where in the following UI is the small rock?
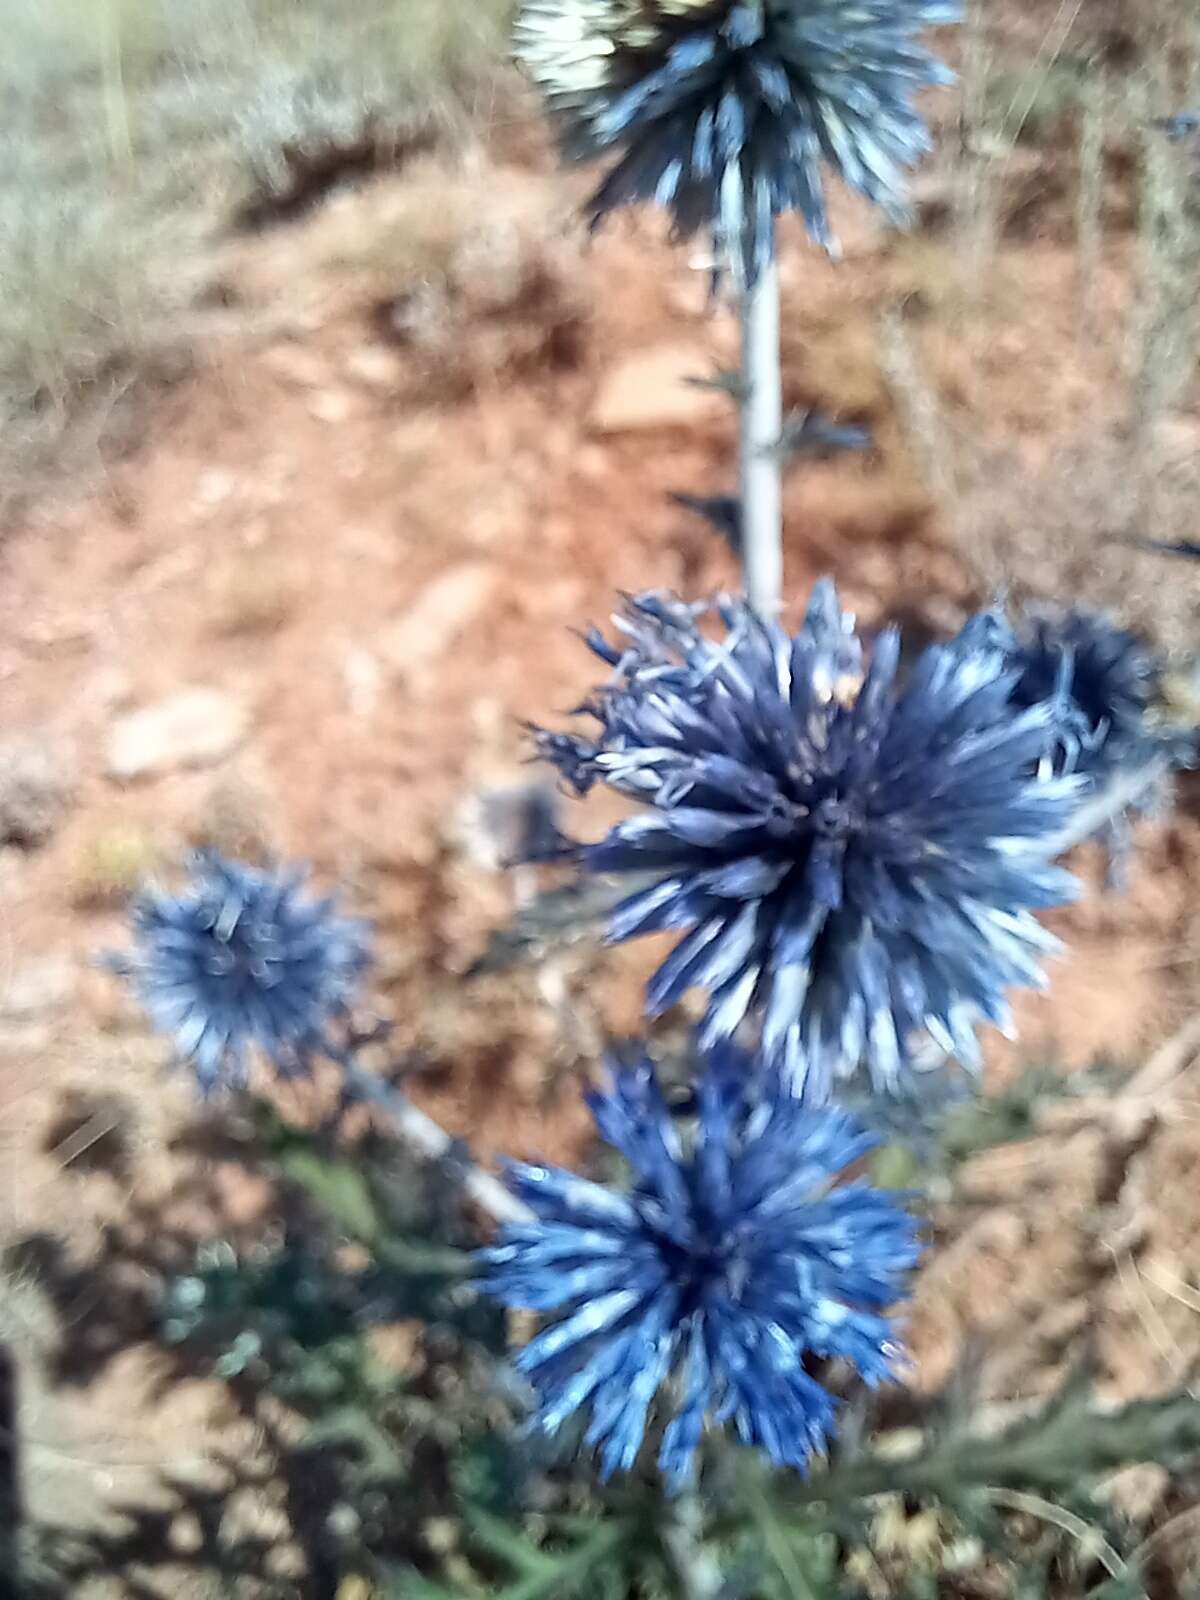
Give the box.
[575,443,610,481]
[264,1543,308,1582]
[0,956,76,1022]
[376,281,451,349]
[169,1513,204,1557]
[0,738,70,847]
[590,343,726,434]
[19,615,95,652]
[666,270,715,320]
[343,648,382,717]
[344,345,406,394]
[195,469,236,507]
[450,216,527,313]
[1096,1462,1169,1523]
[307,388,355,425]
[379,563,500,683]
[220,1486,290,1550]
[262,343,329,389]
[86,667,134,713]
[107,688,247,781]
[1152,415,1200,463]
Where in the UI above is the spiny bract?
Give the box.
[514,0,958,280]
[112,852,371,1095]
[536,582,1083,1101]
[480,1047,920,1489]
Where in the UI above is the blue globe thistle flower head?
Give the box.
[112,852,372,1095]
[536,582,1083,1101]
[480,1047,920,1489]
[514,0,959,281]
[957,605,1163,785]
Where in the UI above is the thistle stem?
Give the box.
[0,1344,18,1595]
[662,1493,724,1600]
[739,252,784,618]
[341,1063,532,1226]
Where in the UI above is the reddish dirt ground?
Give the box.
[3,107,1200,1576]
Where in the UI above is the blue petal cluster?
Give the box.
[537,582,1083,1100]
[514,0,958,280]
[114,852,371,1094]
[480,1048,919,1488]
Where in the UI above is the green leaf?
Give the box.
[737,1465,835,1600]
[453,1431,524,1519]
[279,1148,386,1245]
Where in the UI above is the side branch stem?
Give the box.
[342,1064,532,1226]
[662,1494,724,1600]
[739,252,784,617]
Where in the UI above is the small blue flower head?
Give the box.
[514,0,959,281]
[537,583,1083,1101]
[956,605,1163,786]
[480,1048,920,1489]
[112,852,371,1095]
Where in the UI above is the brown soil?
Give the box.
[3,87,1200,1588]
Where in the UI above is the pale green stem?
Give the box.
[341,1063,531,1226]
[739,252,784,618]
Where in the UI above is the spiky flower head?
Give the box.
[112,852,371,1095]
[514,0,958,280]
[956,605,1163,786]
[480,1047,919,1489]
[536,582,1082,1102]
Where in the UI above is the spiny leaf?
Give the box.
[793,1382,1200,1506]
[737,1465,835,1600]
[300,1404,405,1478]
[387,1518,631,1600]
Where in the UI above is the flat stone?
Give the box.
[343,648,382,717]
[262,344,329,389]
[343,346,406,394]
[107,689,247,781]
[590,343,726,434]
[307,388,355,425]
[379,563,500,683]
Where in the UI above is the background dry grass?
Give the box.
[0,0,517,487]
[865,0,1200,657]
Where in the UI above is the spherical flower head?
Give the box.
[112,852,372,1095]
[536,582,1083,1101]
[955,604,1166,785]
[479,1048,920,1489]
[514,0,959,280]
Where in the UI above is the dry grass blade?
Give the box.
[0,0,518,479]
[981,1487,1132,1586]
[877,307,957,509]
[1075,68,1106,340]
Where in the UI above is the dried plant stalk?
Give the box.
[1075,68,1106,340]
